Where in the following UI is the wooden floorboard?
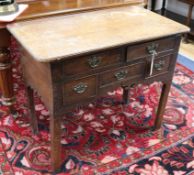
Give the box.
[180,41,194,61]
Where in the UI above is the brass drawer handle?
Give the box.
[114,70,128,80]
[147,43,158,76]
[73,83,88,94]
[147,43,159,54]
[0,48,9,58]
[88,55,101,68]
[154,60,165,71]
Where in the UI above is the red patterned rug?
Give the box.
[0,42,194,175]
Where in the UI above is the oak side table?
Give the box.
[7,6,189,172]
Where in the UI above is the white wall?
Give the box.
[148,0,194,19]
[166,0,194,19]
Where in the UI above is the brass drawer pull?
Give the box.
[147,43,159,54]
[73,83,88,94]
[0,48,9,58]
[114,70,128,80]
[147,43,158,76]
[154,60,165,71]
[88,55,101,68]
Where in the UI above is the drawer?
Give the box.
[100,62,145,87]
[127,37,177,61]
[148,54,172,77]
[63,76,96,104]
[63,49,122,76]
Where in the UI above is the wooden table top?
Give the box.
[7,6,189,62]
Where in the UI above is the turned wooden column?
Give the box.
[0,28,15,112]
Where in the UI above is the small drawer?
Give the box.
[100,62,145,87]
[63,76,96,104]
[63,49,122,76]
[127,37,177,61]
[152,55,171,76]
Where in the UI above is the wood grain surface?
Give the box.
[7,6,189,62]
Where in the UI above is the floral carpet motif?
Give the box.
[173,63,194,101]
[0,42,193,175]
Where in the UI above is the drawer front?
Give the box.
[100,62,145,87]
[63,76,96,104]
[127,37,177,61]
[152,54,172,76]
[63,49,122,76]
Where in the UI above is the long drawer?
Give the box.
[62,49,123,76]
[99,61,146,87]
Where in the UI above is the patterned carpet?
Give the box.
[0,43,193,175]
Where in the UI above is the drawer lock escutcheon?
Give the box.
[73,83,88,94]
[154,60,165,71]
[114,70,128,80]
[147,43,159,76]
[88,55,101,68]
[147,43,159,55]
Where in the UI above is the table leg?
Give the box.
[0,29,15,114]
[50,112,62,172]
[26,87,62,171]
[154,81,171,130]
[26,86,39,134]
[122,85,129,105]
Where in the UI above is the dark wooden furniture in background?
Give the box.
[179,0,194,42]
[151,0,166,15]
[0,29,14,112]
[0,0,145,114]
[8,6,188,172]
